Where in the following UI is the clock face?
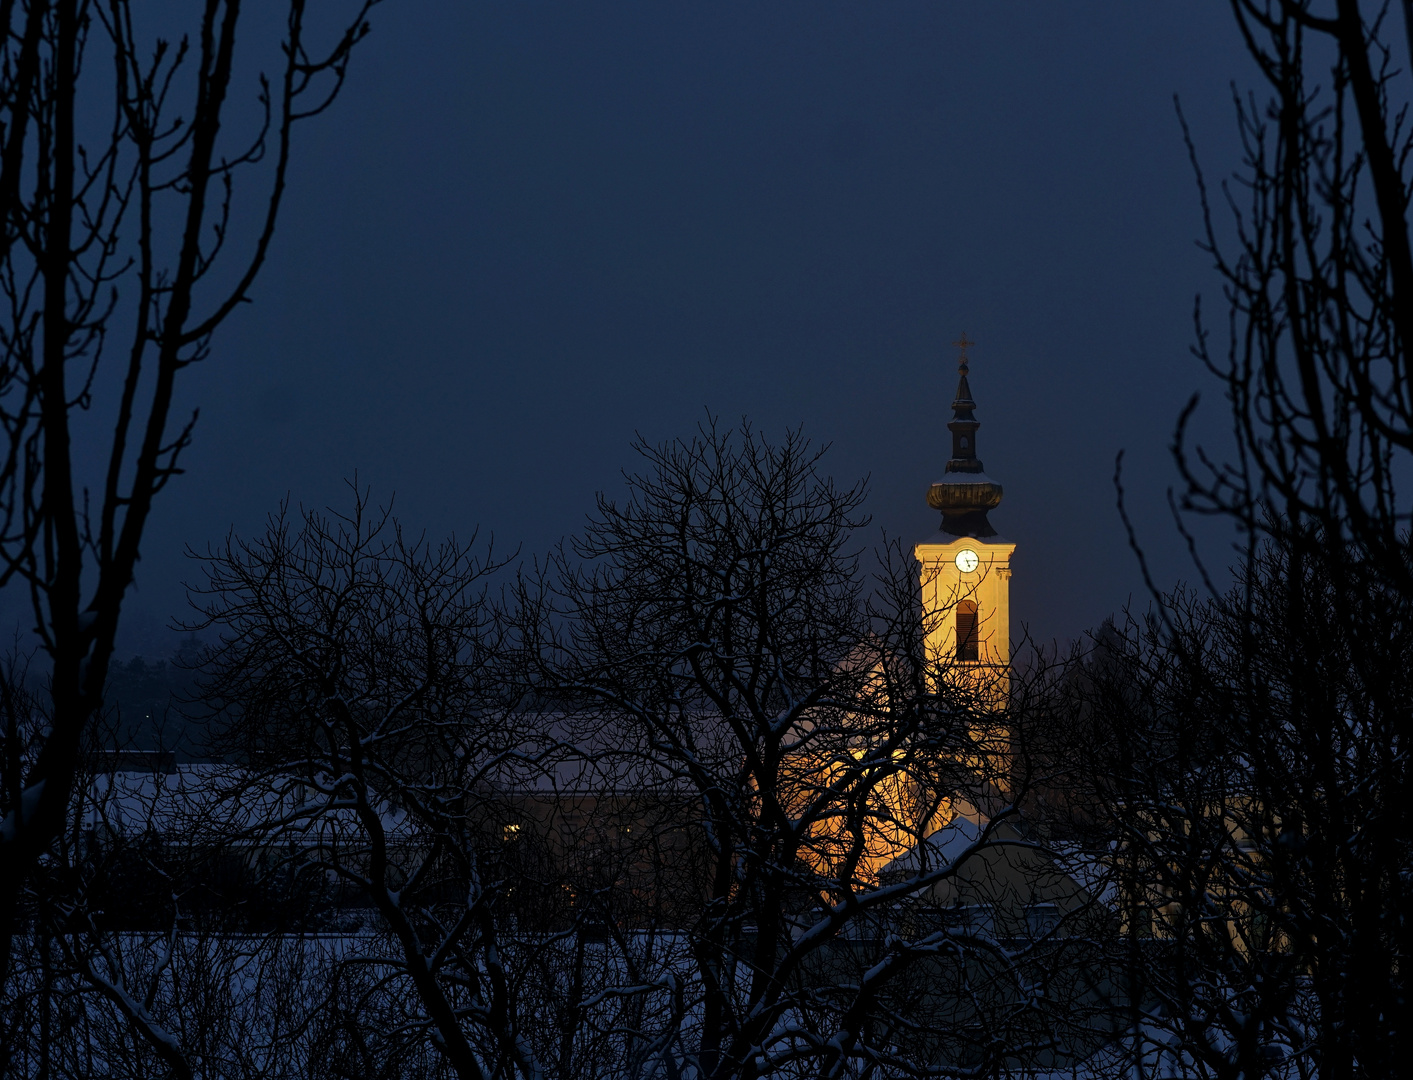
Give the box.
[955,549,980,573]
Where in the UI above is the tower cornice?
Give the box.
[928,334,1003,537]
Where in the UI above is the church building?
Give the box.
[916,336,1015,693]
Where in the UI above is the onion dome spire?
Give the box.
[926,334,1004,537]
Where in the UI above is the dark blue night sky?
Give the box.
[120,2,1254,653]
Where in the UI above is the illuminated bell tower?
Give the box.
[915,335,1016,685]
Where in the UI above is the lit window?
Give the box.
[956,601,979,661]
[503,823,522,841]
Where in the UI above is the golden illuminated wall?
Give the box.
[791,537,1017,886]
[791,536,1018,887]
[793,749,958,887]
[915,535,1016,687]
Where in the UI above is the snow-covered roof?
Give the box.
[931,470,999,487]
[876,814,985,879]
[84,765,413,845]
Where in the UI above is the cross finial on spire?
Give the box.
[952,332,975,374]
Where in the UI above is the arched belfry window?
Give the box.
[956,600,979,662]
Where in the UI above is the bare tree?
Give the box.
[1113,0,1413,1074]
[188,488,547,1080]
[516,420,1080,1079]
[2,737,361,1080]
[1180,0,1413,574]
[0,0,375,993]
[1063,531,1413,1078]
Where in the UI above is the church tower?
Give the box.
[915,336,1016,686]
